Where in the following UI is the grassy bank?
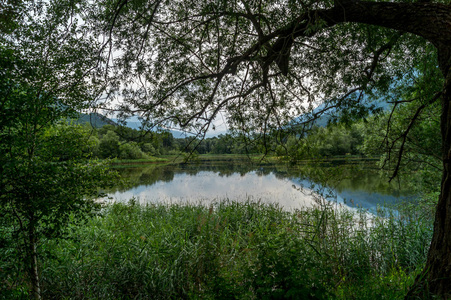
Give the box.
[160,153,273,163]
[108,154,380,167]
[110,154,267,167]
[8,200,429,299]
[111,156,169,165]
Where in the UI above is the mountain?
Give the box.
[291,97,390,129]
[73,112,117,128]
[110,118,196,138]
[73,112,192,137]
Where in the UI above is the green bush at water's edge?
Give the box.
[18,199,432,300]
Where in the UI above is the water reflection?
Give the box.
[106,159,414,213]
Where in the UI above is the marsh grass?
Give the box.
[28,197,433,299]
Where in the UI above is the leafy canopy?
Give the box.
[94,0,438,142]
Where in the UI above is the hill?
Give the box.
[290,97,390,130]
[73,112,117,128]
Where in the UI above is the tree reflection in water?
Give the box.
[105,159,415,213]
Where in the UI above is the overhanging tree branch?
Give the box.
[387,91,442,182]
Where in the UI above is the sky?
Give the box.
[111,114,229,138]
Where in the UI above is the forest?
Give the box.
[1,0,451,299]
[88,103,439,164]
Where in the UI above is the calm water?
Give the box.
[105,158,414,213]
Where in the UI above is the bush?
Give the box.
[141,143,159,156]
[119,142,148,159]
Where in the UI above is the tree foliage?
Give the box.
[94,1,434,139]
[0,1,113,298]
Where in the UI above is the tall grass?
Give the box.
[29,198,432,299]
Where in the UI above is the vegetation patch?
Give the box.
[111,157,169,165]
[2,200,430,299]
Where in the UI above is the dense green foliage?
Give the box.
[35,200,432,299]
[0,2,114,298]
[94,125,172,158]
[0,122,114,298]
[89,120,368,158]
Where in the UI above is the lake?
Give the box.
[105,157,414,213]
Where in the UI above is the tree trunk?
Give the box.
[28,228,41,300]
[406,46,451,299]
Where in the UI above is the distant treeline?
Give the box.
[87,125,255,159]
[88,100,441,166]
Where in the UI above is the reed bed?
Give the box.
[21,197,431,299]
